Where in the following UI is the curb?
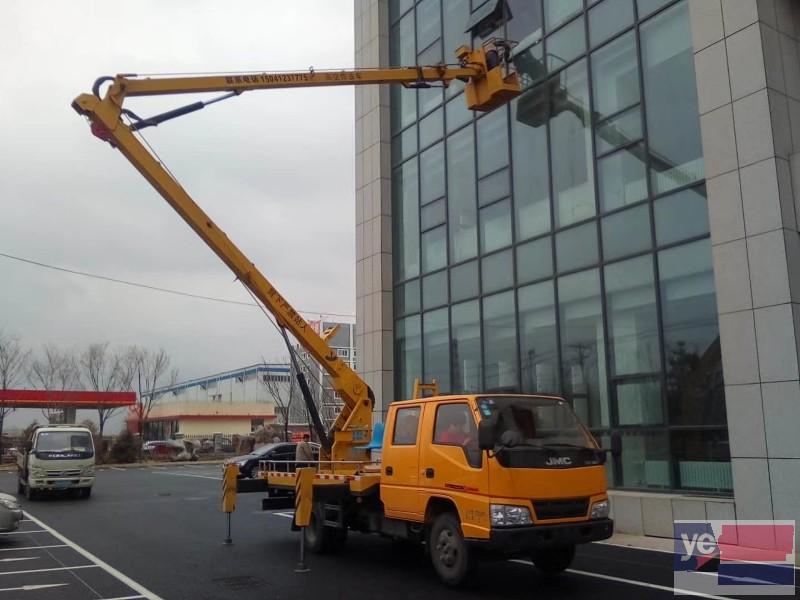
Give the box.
[95,459,228,470]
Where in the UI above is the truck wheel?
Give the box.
[24,483,36,501]
[428,512,472,586]
[16,480,23,495]
[532,545,575,576]
[304,502,328,553]
[81,487,92,499]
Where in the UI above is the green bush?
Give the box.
[108,429,141,464]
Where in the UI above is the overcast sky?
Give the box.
[0,1,356,430]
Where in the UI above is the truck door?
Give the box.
[380,404,424,520]
[419,402,489,536]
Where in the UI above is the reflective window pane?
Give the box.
[519,281,559,394]
[393,159,419,280]
[544,0,582,31]
[672,430,733,493]
[416,0,441,53]
[516,236,553,284]
[392,125,417,165]
[602,203,652,261]
[390,0,413,24]
[591,32,639,121]
[447,126,477,262]
[478,168,510,207]
[423,308,450,392]
[596,107,642,154]
[620,431,670,489]
[418,78,444,115]
[558,269,609,427]
[513,39,546,90]
[480,198,513,253]
[654,185,709,246]
[446,94,472,133]
[421,197,446,231]
[605,255,661,375]
[616,379,663,425]
[512,86,550,239]
[546,16,585,72]
[396,315,421,400]
[482,249,513,294]
[598,144,647,211]
[556,222,598,273]
[589,0,634,47]
[483,291,519,391]
[659,239,725,426]
[450,260,479,302]
[422,270,448,309]
[551,60,595,227]
[642,1,705,193]
[419,107,443,150]
[395,279,420,316]
[391,86,418,132]
[390,13,417,131]
[476,108,509,177]
[443,0,470,60]
[507,0,543,44]
[421,224,447,272]
[637,0,674,18]
[452,300,482,393]
[420,142,445,204]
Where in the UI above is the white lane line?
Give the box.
[274,512,294,519]
[0,545,66,552]
[97,596,146,600]
[0,583,69,593]
[153,471,221,481]
[0,557,39,563]
[24,511,165,600]
[509,559,732,599]
[0,530,46,535]
[0,564,98,576]
[110,467,125,471]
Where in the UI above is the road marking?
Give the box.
[24,511,166,600]
[0,564,98,576]
[153,471,221,481]
[0,545,66,552]
[100,596,146,600]
[0,583,68,593]
[509,559,732,599]
[0,530,46,535]
[274,512,294,519]
[0,557,38,563]
[110,467,126,471]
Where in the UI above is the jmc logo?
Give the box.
[544,456,572,466]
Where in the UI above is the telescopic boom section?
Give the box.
[71,41,520,471]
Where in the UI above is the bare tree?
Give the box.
[261,358,295,441]
[133,347,172,441]
[28,345,80,422]
[80,342,138,437]
[0,331,29,454]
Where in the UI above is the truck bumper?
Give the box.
[475,518,613,554]
[30,478,93,491]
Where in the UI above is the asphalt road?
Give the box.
[0,465,793,600]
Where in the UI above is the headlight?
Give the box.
[0,498,19,510]
[81,466,95,476]
[30,467,45,477]
[590,499,610,519]
[490,504,533,527]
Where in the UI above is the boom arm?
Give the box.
[72,41,520,468]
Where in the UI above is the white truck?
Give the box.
[17,425,95,499]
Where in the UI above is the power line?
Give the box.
[0,251,355,319]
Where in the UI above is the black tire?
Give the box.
[303,502,346,554]
[532,545,575,576]
[16,479,24,495]
[81,487,92,499]
[428,512,473,586]
[24,483,36,501]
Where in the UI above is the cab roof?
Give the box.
[391,392,566,404]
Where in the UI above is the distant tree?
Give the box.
[132,347,173,444]
[0,331,29,454]
[21,419,40,443]
[261,358,295,441]
[80,343,137,437]
[29,345,81,422]
[108,429,140,464]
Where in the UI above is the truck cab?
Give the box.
[380,394,613,584]
[17,425,95,499]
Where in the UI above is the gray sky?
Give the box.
[0,1,356,430]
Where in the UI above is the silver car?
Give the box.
[0,493,22,532]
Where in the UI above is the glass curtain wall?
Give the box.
[389,0,728,494]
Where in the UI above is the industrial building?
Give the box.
[354,0,800,539]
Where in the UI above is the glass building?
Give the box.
[355,0,800,537]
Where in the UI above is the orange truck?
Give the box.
[74,29,617,586]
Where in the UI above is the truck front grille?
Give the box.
[46,469,81,477]
[533,498,589,520]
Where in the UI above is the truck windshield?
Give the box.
[35,431,94,454]
[477,396,594,449]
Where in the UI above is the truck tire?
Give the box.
[81,487,92,499]
[428,512,472,586]
[24,483,36,501]
[304,502,346,554]
[532,545,575,576]
[17,479,24,495]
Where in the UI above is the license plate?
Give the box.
[54,481,72,489]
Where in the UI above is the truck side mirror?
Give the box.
[478,419,494,451]
[24,441,33,452]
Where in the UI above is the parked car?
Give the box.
[142,441,172,458]
[226,442,319,479]
[0,493,22,532]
